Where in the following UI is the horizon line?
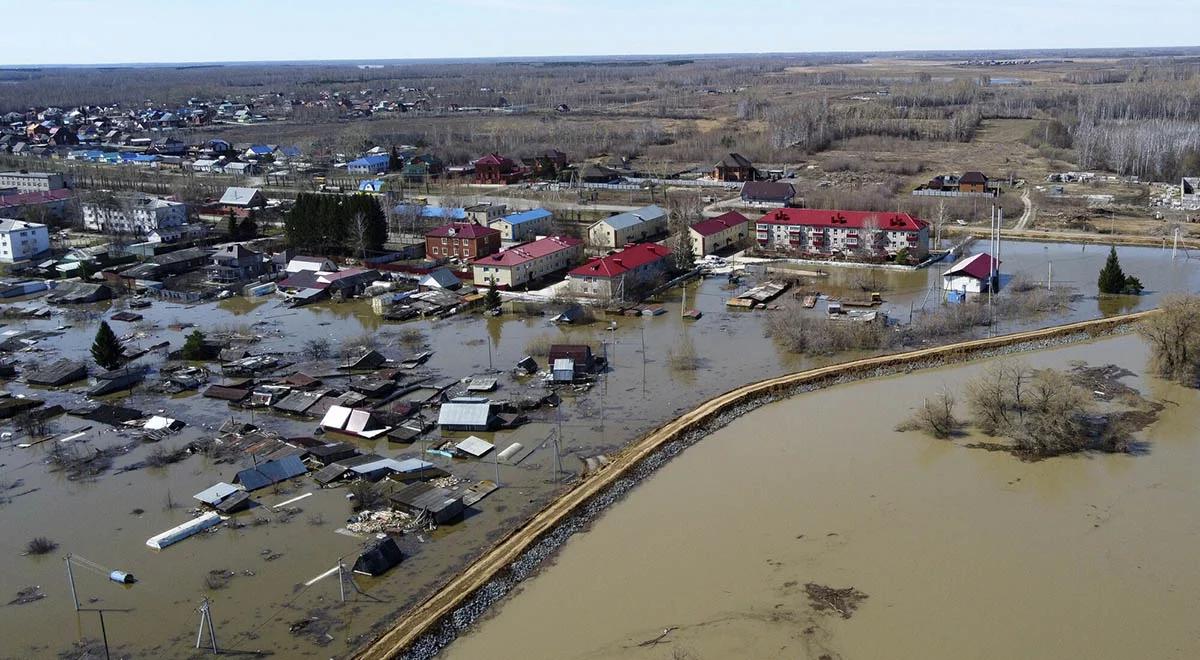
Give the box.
[5,44,1200,69]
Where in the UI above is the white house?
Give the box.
[586,205,668,249]
[82,193,187,236]
[942,252,997,295]
[0,218,50,263]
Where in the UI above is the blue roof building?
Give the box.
[393,204,467,220]
[491,208,554,241]
[347,153,391,175]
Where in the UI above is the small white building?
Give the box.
[942,252,997,295]
[82,193,187,236]
[0,218,50,263]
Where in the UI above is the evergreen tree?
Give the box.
[484,287,501,310]
[181,330,207,360]
[1097,246,1127,294]
[238,215,257,240]
[90,321,124,370]
[226,212,238,239]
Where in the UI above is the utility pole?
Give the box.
[1048,261,1053,290]
[1173,227,1179,259]
[639,325,646,397]
[195,597,218,655]
[65,554,79,612]
[337,558,346,603]
[97,610,111,660]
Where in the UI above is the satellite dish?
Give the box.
[447,227,456,236]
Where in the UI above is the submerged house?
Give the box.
[942,252,998,296]
[436,397,498,432]
[319,405,393,439]
[390,482,465,524]
[233,455,307,491]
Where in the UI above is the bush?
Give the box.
[1138,295,1200,386]
[523,334,555,357]
[25,537,57,555]
[896,388,961,438]
[667,333,701,371]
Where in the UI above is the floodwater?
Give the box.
[443,333,1200,660]
[0,240,1198,658]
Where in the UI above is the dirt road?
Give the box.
[353,310,1155,660]
[1013,188,1034,230]
[950,226,1200,250]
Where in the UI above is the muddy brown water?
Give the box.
[0,241,1197,658]
[441,333,1200,660]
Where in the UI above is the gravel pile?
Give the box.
[397,324,1132,659]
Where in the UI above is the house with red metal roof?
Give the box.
[754,208,929,260]
[425,222,501,260]
[688,211,750,258]
[473,153,526,184]
[471,235,583,289]
[567,243,672,301]
[942,252,997,295]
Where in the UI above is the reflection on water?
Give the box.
[443,334,1200,660]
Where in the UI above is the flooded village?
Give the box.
[3,43,1200,660]
[2,198,1198,658]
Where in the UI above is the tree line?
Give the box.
[283,193,387,258]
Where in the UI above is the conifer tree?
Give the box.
[90,321,124,370]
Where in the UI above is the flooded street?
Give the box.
[442,333,1200,660]
[1,240,1198,658]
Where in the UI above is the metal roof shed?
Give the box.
[193,482,240,506]
[352,537,403,576]
[437,397,496,431]
[455,435,495,458]
[390,482,465,524]
[552,358,575,383]
[234,455,307,491]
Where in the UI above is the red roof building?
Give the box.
[0,188,73,220]
[688,211,750,257]
[754,208,929,260]
[425,222,501,260]
[942,252,997,294]
[568,243,672,301]
[473,153,526,184]
[471,235,584,288]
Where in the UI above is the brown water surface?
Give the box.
[442,334,1200,660]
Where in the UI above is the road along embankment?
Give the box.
[950,227,1200,250]
[356,310,1156,660]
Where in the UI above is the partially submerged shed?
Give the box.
[436,397,497,432]
[390,482,465,524]
[27,359,87,387]
[233,455,307,491]
[352,537,403,576]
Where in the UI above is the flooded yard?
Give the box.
[442,333,1200,660]
[0,240,1197,658]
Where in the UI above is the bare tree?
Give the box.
[1137,295,1200,386]
[347,212,370,262]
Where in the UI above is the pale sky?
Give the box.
[0,0,1195,66]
